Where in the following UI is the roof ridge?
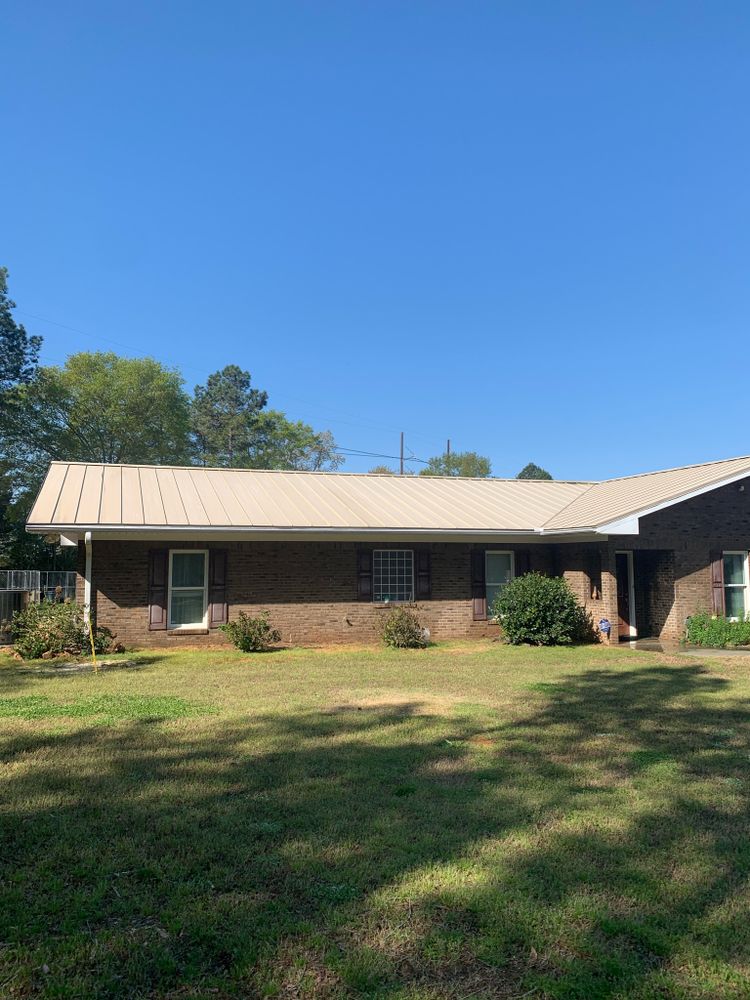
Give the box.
[45,461,593,484]
[542,479,609,528]
[600,454,750,485]
[540,480,601,529]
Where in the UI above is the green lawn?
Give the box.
[2,641,750,999]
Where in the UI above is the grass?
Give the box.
[1,640,750,998]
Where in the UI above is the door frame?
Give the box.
[615,550,637,639]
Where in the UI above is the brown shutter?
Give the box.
[357,549,372,601]
[589,549,603,600]
[148,549,168,630]
[208,549,228,628]
[471,548,486,620]
[514,549,530,577]
[415,549,431,599]
[710,550,725,615]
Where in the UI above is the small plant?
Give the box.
[380,607,429,649]
[685,612,750,648]
[11,601,112,660]
[220,611,281,652]
[492,573,593,646]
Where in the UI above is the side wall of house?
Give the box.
[547,477,750,642]
[611,477,750,639]
[82,540,557,648]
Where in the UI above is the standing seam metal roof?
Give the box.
[26,455,750,534]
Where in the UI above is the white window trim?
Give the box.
[486,550,515,619]
[168,549,209,630]
[373,549,415,604]
[615,549,637,638]
[723,550,749,621]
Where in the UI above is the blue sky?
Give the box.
[3,1,749,478]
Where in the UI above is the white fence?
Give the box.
[0,570,77,599]
[0,571,78,634]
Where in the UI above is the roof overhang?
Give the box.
[593,469,750,536]
[31,525,606,545]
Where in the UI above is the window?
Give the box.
[723,552,749,620]
[169,550,208,628]
[486,551,514,616]
[373,549,414,603]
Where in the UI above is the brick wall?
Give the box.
[83,540,523,648]
[608,476,750,639]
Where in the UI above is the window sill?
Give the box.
[167,627,209,636]
[373,601,416,608]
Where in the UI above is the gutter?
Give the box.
[83,530,92,627]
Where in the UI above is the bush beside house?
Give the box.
[492,573,593,646]
[220,611,281,652]
[380,607,429,648]
[685,612,750,649]
[11,601,112,659]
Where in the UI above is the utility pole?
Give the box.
[400,432,404,475]
[446,439,451,458]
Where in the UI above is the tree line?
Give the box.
[0,268,550,567]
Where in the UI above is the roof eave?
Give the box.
[27,523,610,544]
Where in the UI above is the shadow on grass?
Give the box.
[1,663,749,998]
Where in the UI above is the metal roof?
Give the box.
[26,455,750,537]
[543,455,750,530]
[27,463,590,533]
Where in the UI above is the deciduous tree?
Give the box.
[1,352,193,479]
[248,411,342,471]
[419,451,491,478]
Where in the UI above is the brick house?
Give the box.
[26,456,750,647]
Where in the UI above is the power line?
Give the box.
[17,307,448,446]
[336,446,429,465]
[15,311,457,472]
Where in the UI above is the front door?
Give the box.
[616,551,635,639]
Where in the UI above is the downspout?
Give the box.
[83,531,92,627]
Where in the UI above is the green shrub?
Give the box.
[492,573,593,646]
[11,601,113,660]
[380,607,429,649]
[220,611,281,652]
[685,612,750,648]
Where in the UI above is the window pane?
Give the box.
[373,550,414,602]
[170,589,205,626]
[486,552,512,585]
[172,552,206,588]
[725,587,746,620]
[723,554,746,587]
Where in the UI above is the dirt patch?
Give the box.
[16,658,143,675]
[325,690,469,716]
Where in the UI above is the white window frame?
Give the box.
[723,551,749,621]
[168,549,209,629]
[486,550,515,619]
[372,549,415,604]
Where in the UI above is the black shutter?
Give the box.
[148,549,168,631]
[710,550,725,615]
[471,548,486,620]
[515,549,530,577]
[357,549,372,601]
[208,549,228,628]
[416,549,431,599]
